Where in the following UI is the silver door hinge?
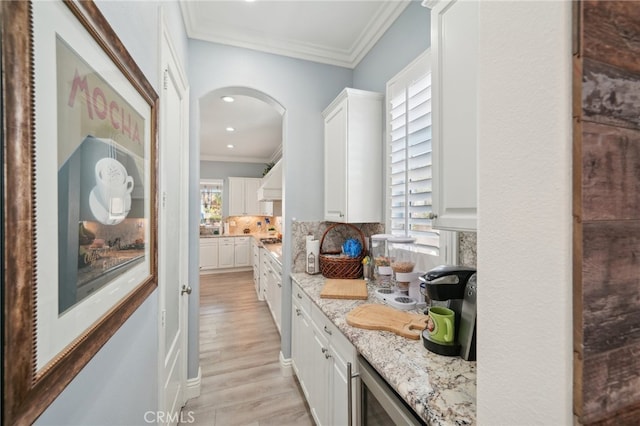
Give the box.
[162,191,167,208]
[163,69,169,90]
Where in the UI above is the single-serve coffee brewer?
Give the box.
[419,265,477,361]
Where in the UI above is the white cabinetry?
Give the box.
[323,88,383,223]
[233,236,251,267]
[428,0,478,231]
[228,177,261,216]
[199,238,219,271]
[292,284,313,399]
[291,280,358,426]
[252,239,262,300]
[268,255,282,333]
[218,237,235,269]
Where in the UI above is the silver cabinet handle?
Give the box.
[325,352,332,359]
[324,325,332,335]
[295,308,301,316]
[322,347,328,354]
[181,285,192,295]
[347,362,359,426]
[277,282,282,288]
[427,212,438,220]
[296,293,303,299]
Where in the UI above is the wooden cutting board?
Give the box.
[320,279,368,300]
[346,304,429,340]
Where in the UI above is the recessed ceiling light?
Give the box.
[227,144,234,149]
[226,127,235,132]
[221,96,234,103]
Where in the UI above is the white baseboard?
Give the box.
[279,351,294,377]
[184,367,201,401]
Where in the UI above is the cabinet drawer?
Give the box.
[292,280,311,314]
[219,237,235,244]
[311,303,356,363]
[234,236,250,244]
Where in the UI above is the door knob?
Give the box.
[181,285,192,295]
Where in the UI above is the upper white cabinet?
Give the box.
[323,88,383,223]
[427,0,478,231]
[228,177,261,216]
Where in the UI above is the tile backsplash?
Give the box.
[290,221,384,273]
[290,220,478,273]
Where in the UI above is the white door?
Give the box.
[158,12,189,425]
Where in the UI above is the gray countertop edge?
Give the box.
[290,272,476,426]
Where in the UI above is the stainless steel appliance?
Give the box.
[353,356,425,425]
[419,265,477,360]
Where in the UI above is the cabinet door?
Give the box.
[310,323,330,426]
[218,240,235,268]
[244,178,261,216]
[259,200,273,216]
[273,269,282,332]
[292,297,312,398]
[324,99,347,222]
[234,239,251,267]
[199,240,219,270]
[430,0,478,231]
[228,177,245,216]
[330,349,349,426]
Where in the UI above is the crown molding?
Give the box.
[181,1,411,69]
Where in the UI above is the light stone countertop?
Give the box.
[291,272,476,426]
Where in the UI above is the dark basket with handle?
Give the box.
[319,223,366,279]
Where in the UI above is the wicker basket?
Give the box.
[319,223,366,279]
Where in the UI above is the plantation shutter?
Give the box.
[387,52,439,254]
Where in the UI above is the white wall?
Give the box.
[476,1,573,424]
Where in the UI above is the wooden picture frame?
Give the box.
[1,1,158,424]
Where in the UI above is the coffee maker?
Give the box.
[419,265,477,361]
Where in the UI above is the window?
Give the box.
[386,50,448,263]
[200,179,223,224]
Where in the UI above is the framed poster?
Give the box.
[1,1,158,424]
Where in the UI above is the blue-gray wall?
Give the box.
[353,0,430,92]
[187,39,353,374]
[35,2,189,425]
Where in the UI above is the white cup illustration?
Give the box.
[95,157,134,218]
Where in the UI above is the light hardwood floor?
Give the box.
[181,271,314,426]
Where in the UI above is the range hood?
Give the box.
[258,159,282,201]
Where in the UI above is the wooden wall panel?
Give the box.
[582,222,640,355]
[575,1,640,424]
[583,0,640,74]
[582,342,640,423]
[583,59,640,130]
[582,122,640,221]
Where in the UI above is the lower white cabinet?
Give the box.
[234,236,251,267]
[252,239,262,300]
[292,280,358,426]
[199,238,219,271]
[218,238,235,269]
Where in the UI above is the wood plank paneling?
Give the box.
[583,0,640,74]
[576,2,640,423]
[583,59,640,130]
[581,342,640,423]
[582,121,640,221]
[582,221,640,355]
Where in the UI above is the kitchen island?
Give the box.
[291,272,476,425]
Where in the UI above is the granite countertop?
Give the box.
[291,272,476,426]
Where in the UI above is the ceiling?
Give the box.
[182,0,411,163]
